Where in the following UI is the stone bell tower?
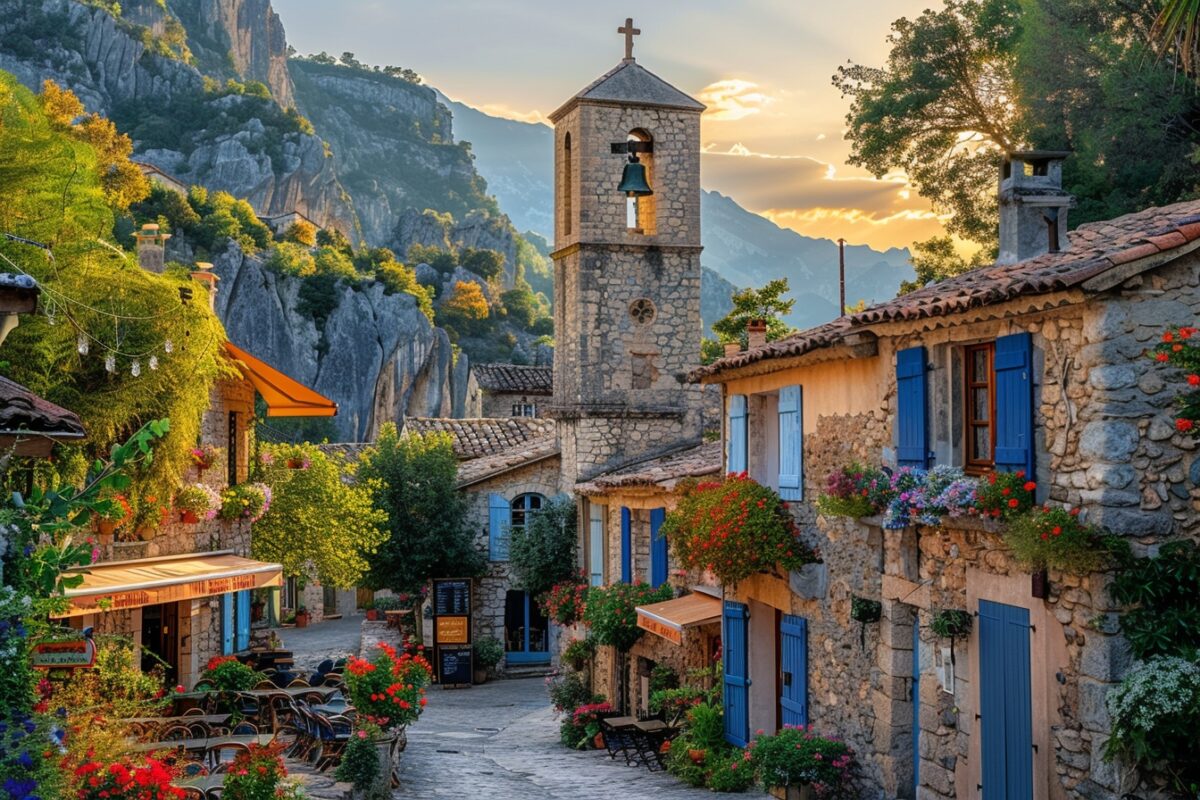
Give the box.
[548,19,706,485]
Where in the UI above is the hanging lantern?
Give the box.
[149,355,158,371]
[131,360,141,377]
[164,339,173,353]
[77,335,89,356]
[617,153,653,197]
[104,354,116,373]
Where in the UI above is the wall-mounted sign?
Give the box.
[436,615,469,644]
[637,612,683,645]
[32,637,96,669]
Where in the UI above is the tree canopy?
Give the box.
[509,497,578,596]
[252,443,387,588]
[358,424,484,593]
[710,278,795,345]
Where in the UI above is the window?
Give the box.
[511,400,536,417]
[563,133,572,237]
[282,576,298,610]
[510,493,544,532]
[964,343,996,472]
[625,130,655,234]
[588,503,605,586]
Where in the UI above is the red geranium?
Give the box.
[74,758,181,800]
[974,471,1035,520]
[343,643,432,732]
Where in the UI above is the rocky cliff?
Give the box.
[0,0,353,232]
[209,241,467,441]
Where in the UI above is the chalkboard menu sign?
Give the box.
[433,579,471,616]
[437,646,472,687]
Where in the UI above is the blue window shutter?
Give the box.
[488,493,510,561]
[778,385,803,501]
[221,594,234,656]
[979,601,1007,800]
[896,346,929,467]
[620,507,632,583]
[236,589,251,651]
[780,614,808,727]
[722,601,750,747]
[995,332,1035,479]
[727,395,748,474]
[649,508,667,588]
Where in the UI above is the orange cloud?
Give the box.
[696,80,774,122]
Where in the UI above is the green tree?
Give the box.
[460,247,505,280]
[509,497,577,596]
[358,424,484,593]
[899,235,987,294]
[710,278,795,346]
[833,0,1023,251]
[253,442,387,588]
[282,219,317,247]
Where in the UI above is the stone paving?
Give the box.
[271,613,364,674]
[395,677,715,799]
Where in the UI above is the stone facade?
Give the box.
[460,454,563,669]
[700,247,1200,799]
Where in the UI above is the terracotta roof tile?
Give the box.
[456,438,561,487]
[472,363,553,395]
[403,417,555,460]
[0,376,85,440]
[688,319,851,381]
[576,441,722,493]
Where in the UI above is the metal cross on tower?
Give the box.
[618,17,641,60]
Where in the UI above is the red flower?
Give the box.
[1164,331,1175,342]
[1177,418,1195,433]
[1069,508,1081,516]
[1174,344,1185,352]
[1040,533,1049,540]
[1183,327,1196,339]
[1008,498,1019,508]
[1190,374,1200,387]
[1051,526,1062,536]
[1023,481,1036,492]
[1157,352,1171,363]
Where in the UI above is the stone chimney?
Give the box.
[723,342,741,358]
[191,262,219,311]
[997,150,1074,265]
[135,223,170,273]
[746,319,768,349]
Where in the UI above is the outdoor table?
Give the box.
[312,702,350,717]
[599,716,640,765]
[126,737,208,754]
[244,686,340,700]
[383,609,411,629]
[124,714,231,727]
[204,733,276,748]
[632,719,674,771]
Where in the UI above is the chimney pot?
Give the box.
[746,318,768,349]
[190,265,219,312]
[135,223,171,274]
[998,150,1074,265]
[723,342,742,358]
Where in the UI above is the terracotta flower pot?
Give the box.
[593,732,605,750]
[95,517,118,537]
[295,612,310,628]
[688,748,706,765]
[366,609,379,621]
[136,525,156,542]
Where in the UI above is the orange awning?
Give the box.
[224,342,337,417]
[52,551,283,618]
[636,591,721,645]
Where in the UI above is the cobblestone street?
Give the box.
[396,677,714,799]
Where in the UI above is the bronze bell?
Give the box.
[617,154,652,197]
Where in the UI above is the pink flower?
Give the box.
[357,730,367,739]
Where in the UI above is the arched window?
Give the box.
[510,493,545,532]
[563,133,573,238]
[626,129,655,234]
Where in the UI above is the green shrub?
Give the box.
[1111,540,1200,660]
[1104,657,1200,795]
[335,728,381,789]
[706,750,756,792]
[265,241,316,277]
[1004,505,1123,573]
[509,496,577,596]
[473,636,503,670]
[751,726,856,795]
[547,671,596,715]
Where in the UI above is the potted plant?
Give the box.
[752,726,857,800]
[190,444,223,474]
[174,483,218,524]
[363,600,378,621]
[92,492,132,542]
[850,594,882,650]
[294,605,310,628]
[930,608,973,667]
[218,482,271,522]
[473,635,503,684]
[343,643,433,787]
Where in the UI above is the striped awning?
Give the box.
[52,551,283,618]
[224,342,337,418]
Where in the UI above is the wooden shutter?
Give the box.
[236,590,251,651]
[896,346,929,467]
[722,600,751,747]
[649,508,667,588]
[780,614,809,727]
[488,493,510,561]
[994,332,1035,478]
[727,395,748,474]
[778,385,803,501]
[620,507,632,583]
[221,594,234,656]
[979,599,1033,800]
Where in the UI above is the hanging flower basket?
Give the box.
[850,595,882,650]
[190,444,223,473]
[930,608,973,668]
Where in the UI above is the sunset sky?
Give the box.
[272,0,943,252]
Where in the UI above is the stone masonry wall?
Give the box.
[461,455,563,670]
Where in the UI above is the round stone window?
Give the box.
[629,298,656,325]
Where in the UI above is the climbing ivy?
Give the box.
[1110,540,1200,660]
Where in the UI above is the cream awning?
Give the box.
[225,342,337,418]
[52,551,283,618]
[636,591,722,645]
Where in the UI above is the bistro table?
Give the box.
[126,733,275,754]
[124,714,231,727]
[243,686,341,700]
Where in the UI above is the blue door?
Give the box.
[979,600,1033,800]
[780,614,808,727]
[221,594,234,655]
[912,621,921,797]
[722,600,750,746]
[504,590,550,664]
[235,589,251,651]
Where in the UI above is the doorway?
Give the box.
[979,599,1033,800]
[141,602,179,685]
[504,590,549,665]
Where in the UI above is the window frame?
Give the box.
[963,342,997,474]
[509,493,544,535]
